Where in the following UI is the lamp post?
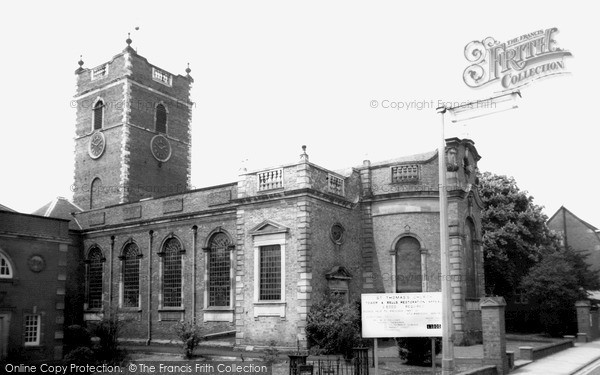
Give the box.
[436,90,521,375]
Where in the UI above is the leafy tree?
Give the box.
[479,172,560,300]
[306,293,364,358]
[521,247,600,336]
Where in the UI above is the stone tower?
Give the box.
[72,35,193,209]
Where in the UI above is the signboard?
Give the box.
[361,292,442,338]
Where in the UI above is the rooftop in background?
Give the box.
[32,197,83,230]
[0,203,16,212]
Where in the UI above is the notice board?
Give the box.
[361,292,442,338]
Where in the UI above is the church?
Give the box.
[0,36,485,360]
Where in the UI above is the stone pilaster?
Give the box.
[234,209,246,346]
[296,197,312,349]
[481,297,508,375]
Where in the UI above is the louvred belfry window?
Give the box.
[156,104,167,134]
[93,100,104,130]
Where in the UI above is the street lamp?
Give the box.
[436,90,521,375]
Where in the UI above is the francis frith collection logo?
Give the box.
[463,27,572,91]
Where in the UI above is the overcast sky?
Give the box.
[1,1,598,228]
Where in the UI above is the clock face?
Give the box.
[88,131,106,159]
[151,134,171,162]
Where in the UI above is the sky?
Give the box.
[1,1,598,227]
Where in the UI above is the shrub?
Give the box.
[174,320,206,359]
[260,340,280,365]
[91,313,127,363]
[396,337,441,366]
[306,293,364,358]
[64,325,92,354]
[64,346,96,372]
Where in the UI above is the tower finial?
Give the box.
[186,63,191,75]
[124,32,135,53]
[300,145,309,162]
[75,55,85,74]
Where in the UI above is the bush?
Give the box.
[396,337,441,366]
[260,340,280,365]
[91,313,127,363]
[64,346,96,372]
[64,325,92,354]
[306,293,365,359]
[174,320,206,359]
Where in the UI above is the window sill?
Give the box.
[119,307,142,312]
[253,302,286,318]
[158,307,184,312]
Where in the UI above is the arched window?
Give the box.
[161,238,183,308]
[93,100,104,130]
[90,177,102,209]
[86,247,104,310]
[121,243,141,308]
[155,104,167,134]
[0,253,13,279]
[395,236,422,293]
[207,232,232,307]
[465,218,477,299]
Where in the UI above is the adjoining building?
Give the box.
[1,36,486,360]
[547,206,600,267]
[0,204,82,361]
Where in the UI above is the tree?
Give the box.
[479,172,560,300]
[521,247,600,336]
[306,293,364,358]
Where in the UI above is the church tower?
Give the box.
[72,35,193,209]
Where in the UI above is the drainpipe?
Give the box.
[109,236,115,316]
[147,230,154,345]
[192,226,198,321]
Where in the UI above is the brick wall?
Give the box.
[0,214,70,361]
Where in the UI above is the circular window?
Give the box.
[330,224,345,245]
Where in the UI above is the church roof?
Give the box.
[367,149,438,168]
[0,203,16,212]
[32,197,83,230]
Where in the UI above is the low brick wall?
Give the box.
[519,339,573,361]
[456,365,497,375]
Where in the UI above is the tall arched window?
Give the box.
[121,242,141,308]
[465,218,477,299]
[90,177,102,209]
[395,236,422,293]
[207,232,232,307]
[155,104,167,134]
[93,100,104,130]
[86,247,104,310]
[161,238,183,308]
[0,253,13,279]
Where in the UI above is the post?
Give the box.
[431,338,436,375]
[576,300,592,343]
[437,107,454,375]
[374,338,378,375]
[481,297,508,375]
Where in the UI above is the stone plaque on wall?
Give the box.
[163,198,183,214]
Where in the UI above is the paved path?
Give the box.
[511,340,600,375]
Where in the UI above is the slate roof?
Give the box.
[32,197,83,230]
